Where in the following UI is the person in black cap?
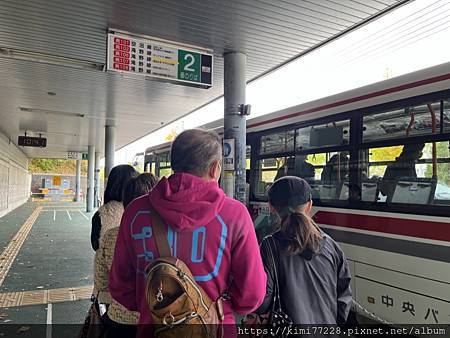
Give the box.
[256,176,352,325]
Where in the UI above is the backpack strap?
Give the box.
[151,208,172,257]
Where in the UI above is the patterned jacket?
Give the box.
[95,226,139,324]
[93,200,139,325]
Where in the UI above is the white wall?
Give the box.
[0,132,31,218]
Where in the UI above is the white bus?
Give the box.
[142,62,450,325]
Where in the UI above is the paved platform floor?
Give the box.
[0,202,96,326]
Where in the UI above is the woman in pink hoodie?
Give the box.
[109,129,266,335]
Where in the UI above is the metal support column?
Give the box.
[94,151,101,207]
[75,159,81,202]
[105,125,116,179]
[223,52,247,203]
[86,145,95,212]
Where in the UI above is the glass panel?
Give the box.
[254,152,350,202]
[246,145,251,170]
[306,153,327,181]
[254,157,293,198]
[310,151,349,202]
[363,101,441,142]
[150,163,156,175]
[157,152,170,168]
[260,130,295,154]
[159,167,172,178]
[296,120,350,150]
[363,141,450,204]
[444,100,450,132]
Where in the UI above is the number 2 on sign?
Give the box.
[184,54,195,72]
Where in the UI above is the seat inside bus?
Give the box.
[390,178,436,204]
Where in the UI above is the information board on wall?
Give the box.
[18,136,46,148]
[66,152,81,160]
[53,176,61,187]
[107,30,213,88]
[223,139,235,171]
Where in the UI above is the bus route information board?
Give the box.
[107,31,213,89]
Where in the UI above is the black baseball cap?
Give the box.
[268,176,312,209]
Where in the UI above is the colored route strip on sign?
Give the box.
[0,285,93,308]
[0,206,42,286]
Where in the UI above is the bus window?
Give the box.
[254,157,292,198]
[363,141,450,204]
[150,162,156,175]
[157,152,171,178]
[260,130,294,155]
[308,151,349,202]
[246,145,251,170]
[296,120,350,150]
[159,168,172,177]
[367,145,403,179]
[363,101,441,142]
[444,99,450,133]
[254,152,350,202]
[306,153,326,180]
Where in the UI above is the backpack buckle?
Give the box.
[177,270,186,279]
[162,312,175,327]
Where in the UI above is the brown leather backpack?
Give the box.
[145,210,224,338]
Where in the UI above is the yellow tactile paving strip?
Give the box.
[0,285,93,308]
[0,206,42,286]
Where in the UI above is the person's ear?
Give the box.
[305,200,313,213]
[207,160,221,181]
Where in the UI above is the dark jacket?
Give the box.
[257,231,352,324]
[91,211,101,251]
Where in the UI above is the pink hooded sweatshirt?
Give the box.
[109,172,266,327]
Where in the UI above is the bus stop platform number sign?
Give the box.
[107,30,213,89]
[223,139,235,171]
[67,152,81,160]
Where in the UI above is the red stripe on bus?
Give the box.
[248,73,450,129]
[314,211,450,242]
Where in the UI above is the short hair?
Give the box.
[122,173,158,207]
[104,165,138,204]
[170,129,222,177]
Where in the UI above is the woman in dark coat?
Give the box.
[90,165,138,251]
[257,176,352,324]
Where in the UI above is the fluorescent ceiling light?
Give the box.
[21,130,79,137]
[0,47,104,71]
[20,107,164,125]
[20,107,85,118]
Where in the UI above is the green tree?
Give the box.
[368,146,403,177]
[425,142,450,184]
[164,128,178,142]
[29,159,88,175]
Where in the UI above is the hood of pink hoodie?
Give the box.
[149,173,226,231]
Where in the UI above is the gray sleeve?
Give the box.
[336,247,352,325]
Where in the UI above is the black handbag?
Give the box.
[242,235,293,334]
[78,297,107,338]
[265,235,293,327]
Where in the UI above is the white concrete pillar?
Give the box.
[75,159,81,202]
[86,145,95,212]
[94,152,101,207]
[105,125,116,179]
[224,52,247,203]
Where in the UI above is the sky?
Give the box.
[115,0,450,166]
